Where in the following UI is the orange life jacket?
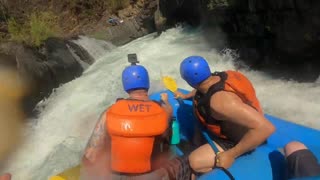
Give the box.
[105,99,168,174]
[193,70,263,139]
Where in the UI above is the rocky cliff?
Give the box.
[0,0,158,117]
[0,39,93,117]
[158,0,320,81]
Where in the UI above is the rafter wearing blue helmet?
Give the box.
[177,55,275,179]
[81,54,193,180]
[180,56,211,87]
[122,64,150,93]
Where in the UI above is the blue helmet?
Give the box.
[180,56,211,87]
[122,65,150,92]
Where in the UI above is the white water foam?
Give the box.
[71,35,116,60]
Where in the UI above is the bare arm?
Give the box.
[174,89,196,99]
[160,93,173,120]
[81,112,111,179]
[211,91,275,158]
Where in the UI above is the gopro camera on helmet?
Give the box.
[127,54,139,65]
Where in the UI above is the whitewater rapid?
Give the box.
[1,27,319,179]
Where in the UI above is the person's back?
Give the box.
[178,56,275,179]
[81,56,174,179]
[192,70,264,144]
[106,96,169,174]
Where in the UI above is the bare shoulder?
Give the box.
[210,91,271,129]
[210,91,242,112]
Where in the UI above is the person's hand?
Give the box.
[215,150,236,169]
[160,93,169,103]
[174,91,186,99]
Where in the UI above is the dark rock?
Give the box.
[43,38,83,86]
[66,40,95,65]
[158,0,202,26]
[154,8,167,33]
[96,18,146,46]
[0,53,16,68]
[88,0,158,46]
[0,38,85,117]
[148,1,158,9]
[94,17,156,45]
[137,0,144,8]
[155,0,320,81]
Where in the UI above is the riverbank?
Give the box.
[0,0,160,117]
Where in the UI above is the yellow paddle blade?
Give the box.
[162,76,178,93]
[49,176,65,180]
[50,164,81,180]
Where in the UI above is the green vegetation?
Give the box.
[8,11,60,47]
[2,0,131,46]
[66,0,130,17]
[7,18,25,42]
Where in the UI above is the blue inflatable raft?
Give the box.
[150,89,320,180]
